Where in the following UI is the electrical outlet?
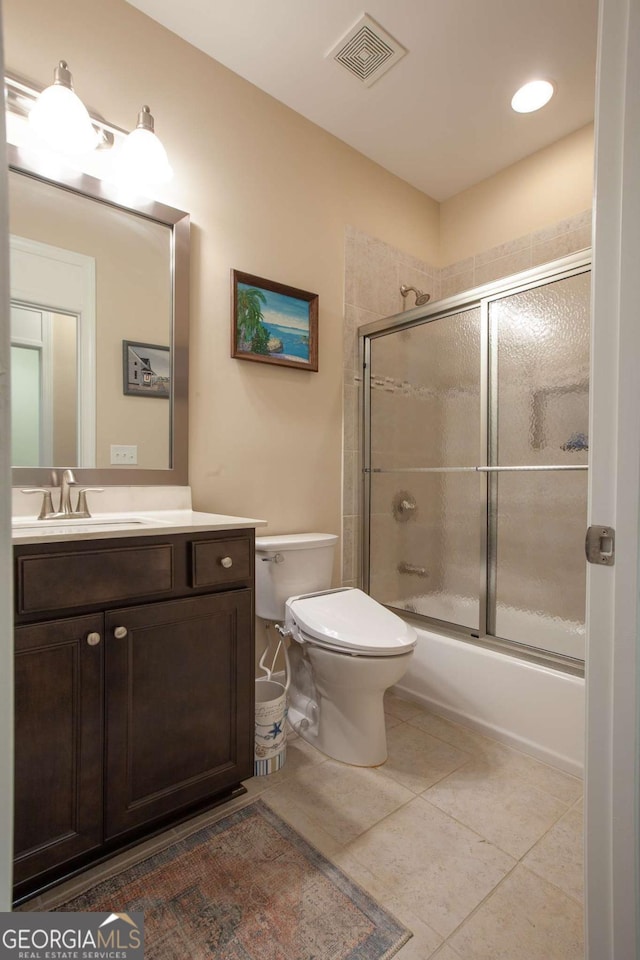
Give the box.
[110,444,138,465]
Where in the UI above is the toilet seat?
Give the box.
[286,587,417,657]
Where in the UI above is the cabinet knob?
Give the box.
[113,626,128,639]
[220,556,233,569]
[86,632,101,646]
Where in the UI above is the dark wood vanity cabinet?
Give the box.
[14,614,104,887]
[13,528,255,899]
[104,591,252,839]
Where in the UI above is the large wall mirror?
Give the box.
[8,143,189,487]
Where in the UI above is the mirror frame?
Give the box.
[8,142,190,487]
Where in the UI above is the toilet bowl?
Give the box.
[255,535,416,766]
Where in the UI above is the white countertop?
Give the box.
[12,509,267,544]
[11,486,267,544]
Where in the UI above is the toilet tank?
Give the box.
[255,533,338,621]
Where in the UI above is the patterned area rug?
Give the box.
[58,800,412,959]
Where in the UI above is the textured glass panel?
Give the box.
[492,272,590,466]
[369,471,482,630]
[369,308,481,469]
[493,471,587,660]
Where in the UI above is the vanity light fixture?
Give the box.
[511,79,555,113]
[27,60,99,155]
[115,105,173,187]
[4,64,173,189]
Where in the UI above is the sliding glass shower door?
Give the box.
[367,307,483,630]
[489,274,590,660]
[362,255,590,667]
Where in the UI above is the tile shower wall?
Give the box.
[440,210,593,299]
[342,226,440,589]
[342,211,592,595]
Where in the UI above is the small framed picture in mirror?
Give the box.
[123,340,171,398]
[231,270,318,371]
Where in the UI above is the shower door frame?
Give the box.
[359,249,592,675]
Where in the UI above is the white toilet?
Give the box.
[255,533,416,766]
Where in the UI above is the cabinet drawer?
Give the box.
[191,537,251,588]
[17,544,174,615]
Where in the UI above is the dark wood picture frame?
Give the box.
[123,340,171,398]
[231,270,318,372]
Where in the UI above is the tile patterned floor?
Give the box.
[26,693,584,959]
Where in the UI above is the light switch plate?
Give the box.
[111,444,138,465]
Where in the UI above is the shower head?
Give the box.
[400,284,431,306]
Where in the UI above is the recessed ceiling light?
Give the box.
[511,80,555,113]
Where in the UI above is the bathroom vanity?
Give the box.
[6,117,268,902]
[12,510,263,901]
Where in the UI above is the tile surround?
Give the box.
[342,211,592,589]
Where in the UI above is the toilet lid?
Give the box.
[287,588,417,656]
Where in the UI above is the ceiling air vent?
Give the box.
[327,14,407,88]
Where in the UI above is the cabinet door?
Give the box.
[14,614,104,886]
[105,590,254,839]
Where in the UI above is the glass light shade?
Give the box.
[116,127,173,187]
[511,80,555,113]
[28,83,99,154]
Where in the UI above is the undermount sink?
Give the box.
[12,515,161,533]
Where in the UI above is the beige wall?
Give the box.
[2,0,440,545]
[439,124,594,265]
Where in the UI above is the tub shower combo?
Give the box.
[358,252,591,772]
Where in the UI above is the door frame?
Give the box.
[585,0,640,955]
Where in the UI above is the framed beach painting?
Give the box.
[231,270,318,371]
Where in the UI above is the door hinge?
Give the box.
[585,525,615,566]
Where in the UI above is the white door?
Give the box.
[10,304,54,466]
[585,0,640,956]
[9,235,96,467]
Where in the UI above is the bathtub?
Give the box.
[392,607,585,777]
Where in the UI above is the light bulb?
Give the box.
[511,80,555,114]
[28,61,99,154]
[115,105,173,189]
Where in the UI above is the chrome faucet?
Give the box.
[21,469,104,520]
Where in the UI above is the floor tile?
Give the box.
[409,711,582,804]
[261,793,344,861]
[348,795,515,938]
[384,692,426,721]
[522,799,584,902]
[21,701,585,960]
[408,710,501,753]
[429,947,463,960]
[261,757,415,845]
[245,735,327,794]
[14,896,42,912]
[423,760,569,858]
[447,864,584,960]
[385,712,404,730]
[380,722,472,794]
[482,744,582,805]
[390,911,443,959]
